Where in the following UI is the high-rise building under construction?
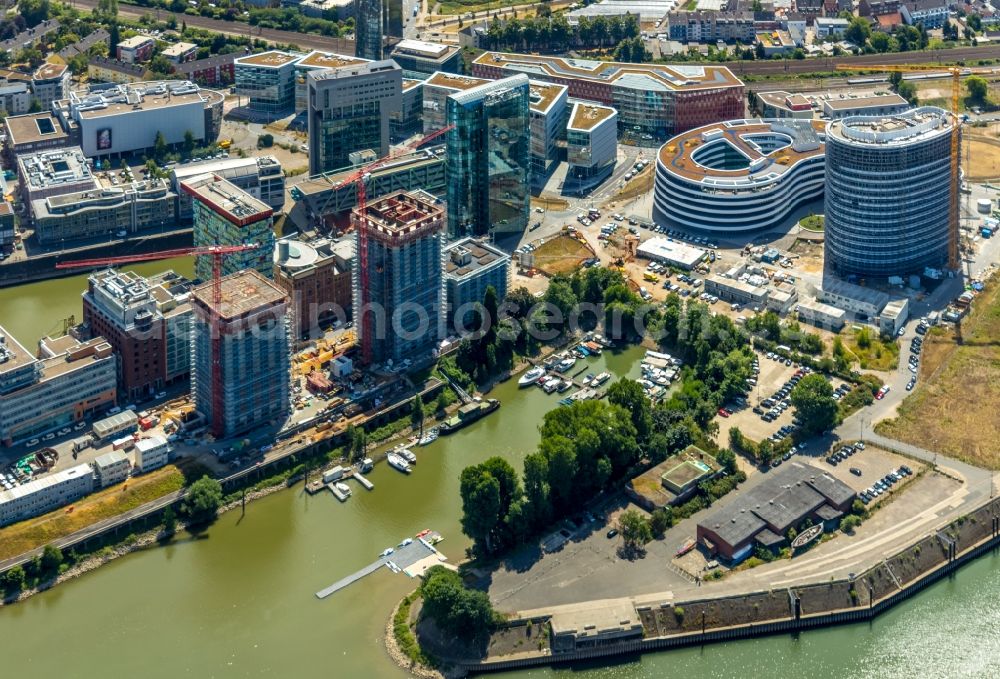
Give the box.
[190,270,291,438]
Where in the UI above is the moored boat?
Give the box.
[518,366,546,387]
[398,448,417,464]
[439,398,500,435]
[387,453,411,473]
[592,371,611,386]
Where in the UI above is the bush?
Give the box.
[673,606,685,622]
[180,476,223,525]
[840,514,862,534]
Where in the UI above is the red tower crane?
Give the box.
[57,243,261,437]
[337,125,454,364]
[56,243,261,307]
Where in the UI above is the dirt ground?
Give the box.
[530,235,594,276]
[876,278,1000,470]
[788,239,825,275]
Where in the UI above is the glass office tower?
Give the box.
[445,74,530,240]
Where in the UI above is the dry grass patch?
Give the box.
[531,235,593,276]
[876,279,1000,469]
[962,135,1000,181]
[0,465,186,560]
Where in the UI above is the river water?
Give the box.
[0,275,997,679]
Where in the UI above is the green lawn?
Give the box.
[799,214,825,232]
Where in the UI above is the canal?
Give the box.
[0,275,997,678]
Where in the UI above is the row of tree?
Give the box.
[484,13,639,52]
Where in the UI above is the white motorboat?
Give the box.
[518,366,546,387]
[387,453,411,474]
[399,448,417,464]
[335,482,352,497]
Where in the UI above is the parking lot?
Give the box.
[821,442,922,506]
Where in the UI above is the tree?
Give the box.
[162,506,177,535]
[21,0,51,27]
[410,393,424,438]
[435,389,449,414]
[715,448,739,475]
[967,75,989,103]
[790,374,840,435]
[182,130,196,156]
[840,514,862,534]
[419,565,496,640]
[459,465,502,555]
[180,476,223,524]
[606,378,651,440]
[617,509,652,552]
[649,507,673,538]
[347,424,366,462]
[153,131,167,160]
[522,452,551,530]
[845,16,871,46]
[40,544,63,574]
[1,565,25,595]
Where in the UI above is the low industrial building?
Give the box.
[697,461,856,563]
[549,598,644,653]
[795,299,848,331]
[290,146,445,230]
[654,118,825,233]
[443,237,511,331]
[134,435,170,473]
[528,81,568,185]
[766,284,799,314]
[636,237,707,270]
[92,410,139,442]
[93,449,130,487]
[388,39,462,78]
[821,93,909,119]
[705,274,770,308]
[0,463,95,526]
[273,237,354,338]
[52,80,224,158]
[170,155,285,219]
[0,330,117,447]
[756,91,814,120]
[626,445,719,510]
[566,102,617,186]
[878,298,910,336]
[816,278,891,320]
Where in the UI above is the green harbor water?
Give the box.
[0,274,998,679]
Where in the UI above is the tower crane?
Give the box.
[835,63,964,270]
[336,125,455,364]
[56,243,261,437]
[56,244,261,307]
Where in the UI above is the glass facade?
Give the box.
[445,75,530,240]
[825,107,954,278]
[355,0,385,60]
[235,59,297,115]
[191,202,276,281]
